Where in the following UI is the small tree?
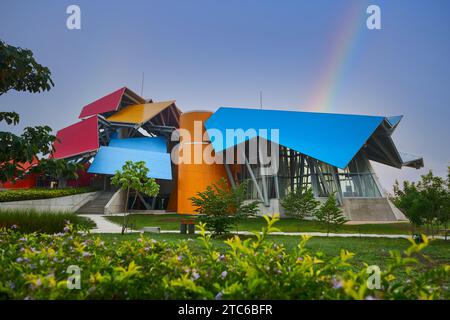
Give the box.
[281,188,319,230]
[393,168,449,238]
[111,161,160,234]
[190,178,259,235]
[314,193,347,236]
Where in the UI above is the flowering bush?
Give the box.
[0,209,95,233]
[0,216,448,300]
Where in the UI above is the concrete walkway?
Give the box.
[79,214,124,233]
[80,214,447,240]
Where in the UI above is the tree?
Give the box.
[111,161,160,234]
[190,178,259,235]
[0,40,54,95]
[0,40,79,183]
[281,188,319,230]
[393,168,449,238]
[314,193,347,236]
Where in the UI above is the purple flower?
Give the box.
[36,278,42,287]
[19,237,27,242]
[82,252,91,258]
[63,226,70,233]
[221,271,227,279]
[151,239,157,244]
[297,257,304,262]
[16,257,24,263]
[193,272,200,280]
[215,292,223,300]
[177,255,182,262]
[332,278,343,289]
[219,254,225,261]
[144,247,150,252]
[10,224,18,230]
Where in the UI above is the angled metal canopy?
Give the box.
[79,87,145,119]
[108,136,167,153]
[205,107,422,170]
[106,101,176,125]
[205,107,386,169]
[53,116,99,159]
[88,146,172,180]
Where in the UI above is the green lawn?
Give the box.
[104,213,432,235]
[96,232,450,269]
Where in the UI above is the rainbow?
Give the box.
[307,3,367,113]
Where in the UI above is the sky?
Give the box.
[1,0,449,192]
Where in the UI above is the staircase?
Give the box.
[76,191,115,214]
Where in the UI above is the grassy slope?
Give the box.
[105,214,427,235]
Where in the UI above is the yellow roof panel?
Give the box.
[107,100,175,124]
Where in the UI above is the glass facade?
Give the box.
[237,143,382,201]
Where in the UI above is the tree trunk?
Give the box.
[122,187,130,235]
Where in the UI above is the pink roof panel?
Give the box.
[53,116,99,159]
[78,87,126,119]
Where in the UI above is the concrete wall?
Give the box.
[0,191,102,212]
[341,198,398,221]
[104,189,125,215]
[248,197,403,222]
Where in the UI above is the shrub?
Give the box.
[0,209,95,233]
[0,216,448,300]
[0,186,100,203]
[314,193,347,236]
[281,188,319,227]
[190,178,259,235]
[393,168,449,237]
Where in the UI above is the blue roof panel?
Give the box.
[108,136,167,153]
[88,146,172,180]
[205,107,385,169]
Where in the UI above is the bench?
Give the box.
[142,226,161,233]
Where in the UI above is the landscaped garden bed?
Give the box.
[0,187,100,202]
[0,209,95,233]
[0,216,448,300]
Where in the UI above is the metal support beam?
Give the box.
[298,154,305,193]
[331,167,344,205]
[314,161,331,196]
[137,192,152,210]
[307,158,320,197]
[242,150,266,205]
[258,143,270,206]
[224,163,236,189]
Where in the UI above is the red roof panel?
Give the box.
[78,87,126,119]
[53,116,99,159]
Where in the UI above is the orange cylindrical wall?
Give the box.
[177,111,228,214]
